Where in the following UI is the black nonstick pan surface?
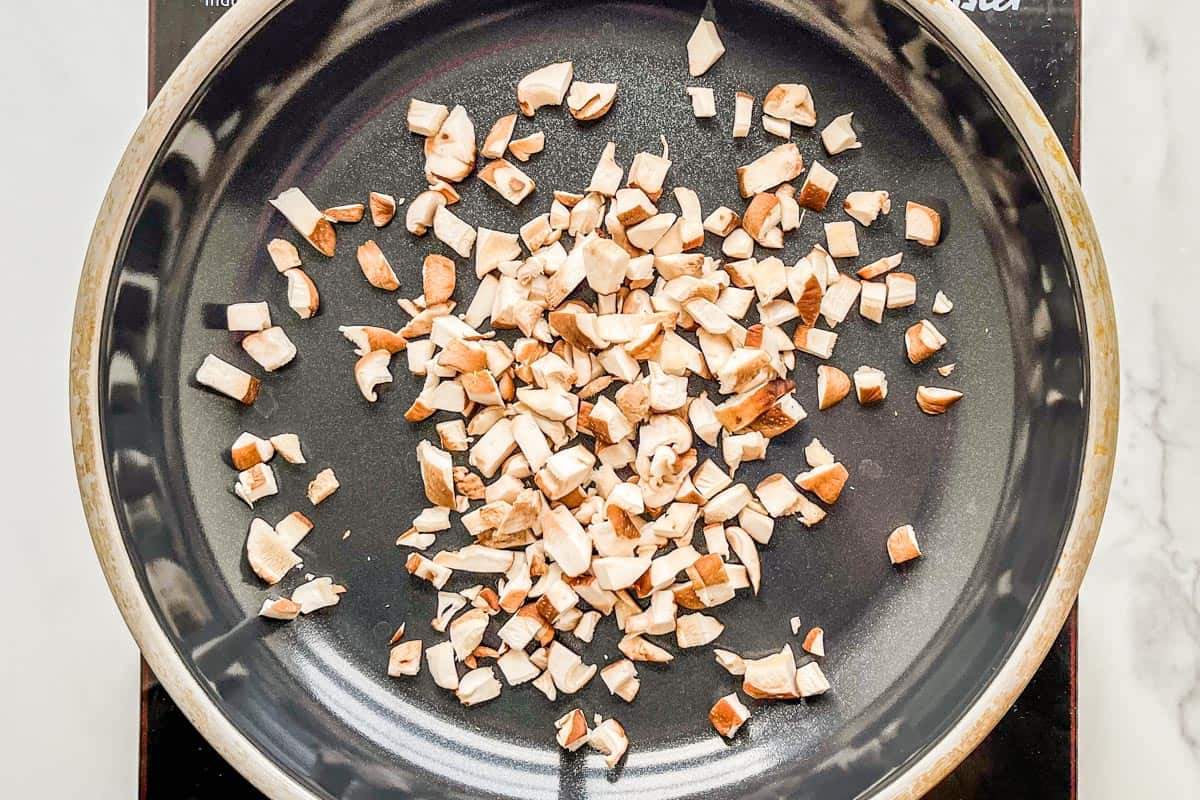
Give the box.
[76,0,1111,797]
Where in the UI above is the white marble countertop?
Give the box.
[0,0,1195,796]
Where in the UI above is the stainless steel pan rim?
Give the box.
[69,0,1117,797]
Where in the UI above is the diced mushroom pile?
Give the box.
[195,13,963,768]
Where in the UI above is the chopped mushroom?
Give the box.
[407,98,449,136]
[821,113,861,155]
[742,646,799,699]
[887,524,921,564]
[916,385,963,415]
[405,190,446,235]
[424,105,476,183]
[885,272,916,308]
[284,268,320,319]
[763,83,816,126]
[307,468,340,505]
[196,354,259,405]
[517,62,574,116]
[267,238,301,272]
[844,190,891,227]
[423,253,457,305]
[481,114,518,159]
[508,132,546,161]
[324,203,365,223]
[905,319,947,364]
[226,302,271,332]
[456,667,503,706]
[270,187,336,257]
[478,159,536,205]
[905,201,942,246]
[732,92,753,139]
[937,362,957,377]
[796,661,831,697]
[555,708,591,751]
[231,432,273,470]
[823,221,859,259]
[567,81,618,120]
[600,659,641,702]
[686,86,716,118]
[798,162,838,212]
[369,192,397,227]
[709,693,750,738]
[259,596,301,621]
[737,143,804,197]
[245,518,299,585]
[802,626,825,657]
[853,366,888,405]
[687,17,725,77]
[932,290,954,314]
[356,240,400,291]
[355,350,393,402]
[291,576,346,614]
[388,640,423,677]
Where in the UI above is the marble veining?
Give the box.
[1079,0,1200,794]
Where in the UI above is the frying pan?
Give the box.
[69,0,1117,797]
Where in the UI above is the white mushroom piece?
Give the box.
[417,440,458,509]
[258,597,301,621]
[687,17,725,77]
[245,518,299,585]
[844,190,892,227]
[709,693,750,738]
[196,354,259,405]
[600,660,640,702]
[905,200,942,246]
[737,143,804,197]
[798,162,838,212]
[433,206,476,257]
[307,468,339,505]
[270,187,336,257]
[478,158,536,205]
[905,319,948,364]
[230,432,273,470]
[356,240,400,290]
[796,661,831,698]
[763,83,816,127]
[388,640,423,677]
[225,302,270,332]
[567,81,618,120]
[407,98,449,136]
[267,238,301,272]
[369,191,396,227]
[732,92,753,139]
[821,113,861,155]
[686,86,716,118]
[853,365,888,405]
[424,105,476,183]
[554,709,590,751]
[587,718,629,768]
[291,576,346,614]
[916,385,963,415]
[456,667,503,706]
[508,132,545,162]
[354,350,393,402]
[284,268,319,318]
[481,114,517,159]
[405,190,446,236]
[517,62,574,116]
[241,326,296,372]
[887,524,922,564]
[823,220,859,259]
